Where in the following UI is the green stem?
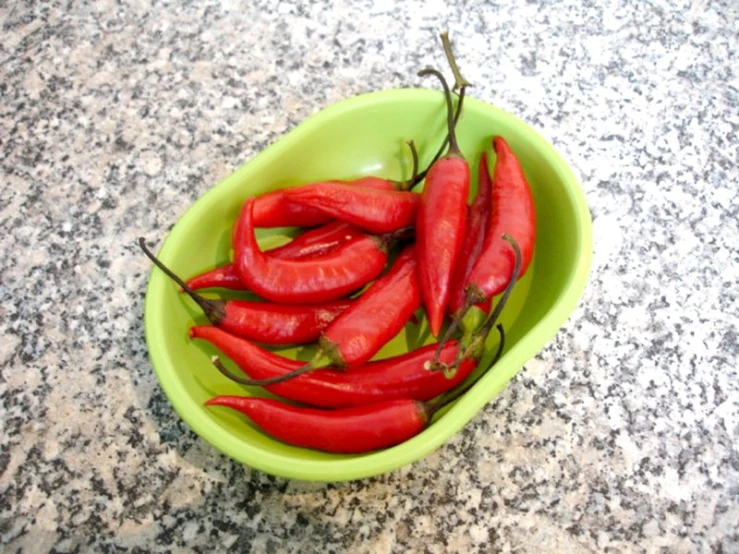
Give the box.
[418,67,460,157]
[406,140,419,189]
[211,356,319,387]
[440,31,472,91]
[431,291,477,369]
[411,32,471,185]
[411,87,466,185]
[138,237,225,324]
[426,324,505,418]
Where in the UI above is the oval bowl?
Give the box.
[143,88,592,481]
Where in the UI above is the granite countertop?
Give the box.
[1,1,737,552]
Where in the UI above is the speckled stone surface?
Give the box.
[1,0,738,552]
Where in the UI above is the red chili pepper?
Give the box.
[462,136,536,301]
[138,238,353,345]
[317,245,420,367]
[217,301,352,345]
[226,244,421,385]
[252,176,397,228]
[186,264,248,292]
[192,326,480,408]
[415,67,470,337]
[233,198,389,304]
[281,184,420,235]
[207,396,428,453]
[448,152,494,316]
[205,324,507,453]
[187,221,363,291]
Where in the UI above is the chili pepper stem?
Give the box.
[440,306,488,378]
[454,235,522,370]
[418,67,461,157]
[406,140,419,188]
[440,32,472,91]
[430,293,477,368]
[388,140,420,191]
[412,89,466,185]
[211,355,323,387]
[426,324,505,419]
[211,341,339,387]
[212,356,255,386]
[412,33,472,184]
[381,226,415,243]
[433,234,522,374]
[138,238,225,324]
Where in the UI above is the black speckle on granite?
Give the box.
[1,0,738,552]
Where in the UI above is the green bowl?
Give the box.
[143,88,592,481]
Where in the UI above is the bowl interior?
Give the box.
[144,88,592,481]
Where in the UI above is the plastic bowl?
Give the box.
[143,88,592,481]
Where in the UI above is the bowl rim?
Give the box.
[143,87,592,481]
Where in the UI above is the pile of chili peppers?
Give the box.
[139,33,536,454]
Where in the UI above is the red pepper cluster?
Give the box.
[139,33,536,454]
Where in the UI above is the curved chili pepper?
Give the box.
[217,301,352,345]
[192,326,478,408]
[448,152,494,316]
[415,67,470,337]
[249,141,420,230]
[317,245,421,368]
[205,325,506,453]
[138,238,354,345]
[463,136,536,301]
[207,396,428,453]
[282,184,420,235]
[186,264,248,292]
[252,176,398,228]
[233,198,389,304]
[187,221,363,291]
[226,244,422,385]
